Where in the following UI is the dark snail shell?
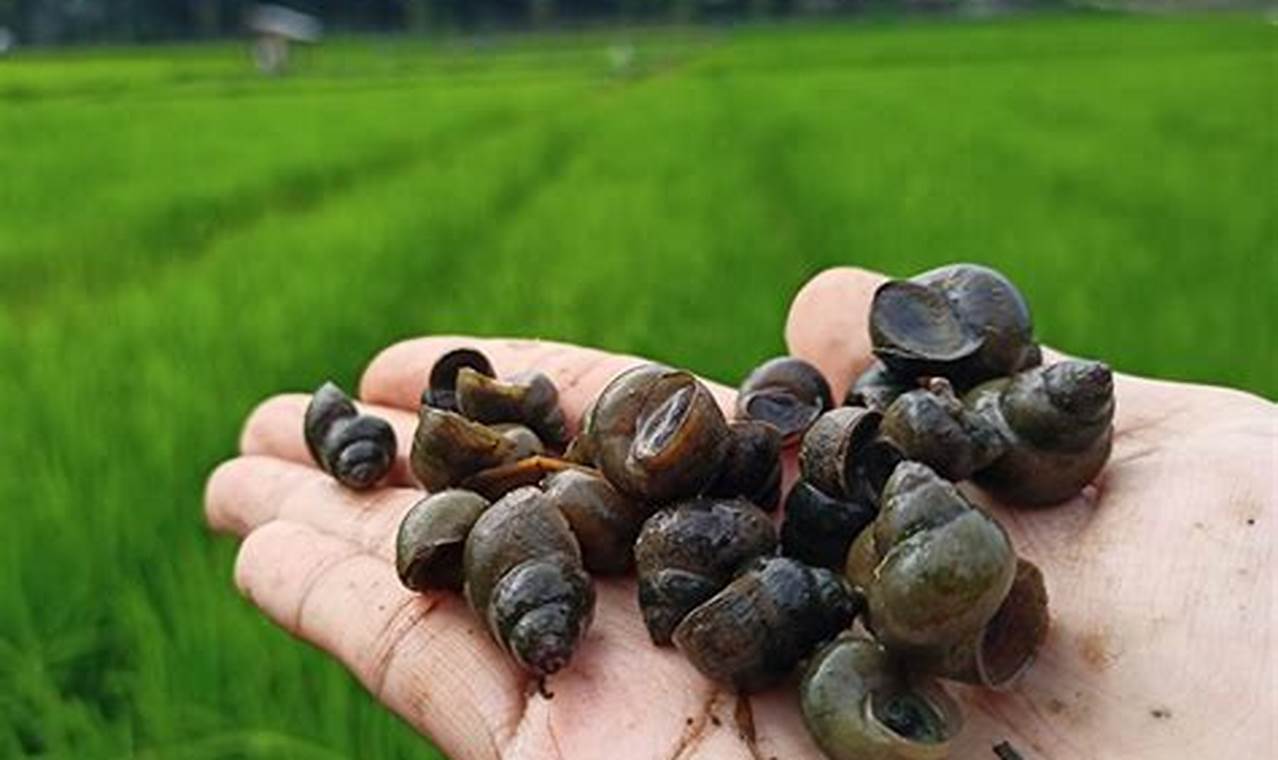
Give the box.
[304,381,397,490]
[463,486,595,677]
[969,360,1115,506]
[396,489,490,592]
[879,378,1005,483]
[705,420,783,511]
[846,462,1016,658]
[799,407,903,507]
[930,558,1049,689]
[845,361,914,413]
[801,633,963,760]
[455,367,569,449]
[870,264,1039,389]
[735,356,833,444]
[543,468,650,576]
[780,480,877,571]
[672,556,860,692]
[422,348,495,412]
[410,407,518,492]
[590,364,731,503]
[633,497,777,645]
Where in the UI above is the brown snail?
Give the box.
[780,480,877,571]
[542,468,650,575]
[396,489,490,592]
[455,367,569,449]
[463,486,595,678]
[801,633,963,760]
[421,348,495,412]
[869,264,1041,390]
[303,381,397,490]
[705,420,783,510]
[633,497,776,645]
[409,407,518,492]
[799,407,903,507]
[672,556,860,692]
[735,356,833,444]
[968,360,1114,506]
[879,360,1114,505]
[846,462,1016,661]
[588,364,731,503]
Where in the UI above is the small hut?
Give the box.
[246,4,321,75]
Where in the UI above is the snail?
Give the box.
[705,420,783,510]
[845,360,915,413]
[780,480,877,571]
[799,407,903,507]
[303,381,397,490]
[463,486,595,678]
[396,489,490,592]
[421,348,495,412]
[673,556,860,692]
[801,633,963,760]
[879,361,1114,505]
[409,407,519,492]
[735,356,833,444]
[633,497,776,645]
[588,364,731,503]
[845,462,1016,661]
[455,367,569,449]
[968,359,1114,506]
[869,264,1041,390]
[543,468,650,575]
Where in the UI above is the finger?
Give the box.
[206,455,415,552]
[234,520,517,760]
[239,393,418,486]
[784,267,888,402]
[358,336,737,425]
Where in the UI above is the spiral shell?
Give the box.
[303,381,397,490]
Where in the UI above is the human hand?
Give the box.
[204,267,1276,759]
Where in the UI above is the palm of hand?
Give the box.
[205,269,1275,760]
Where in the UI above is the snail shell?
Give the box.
[410,407,518,492]
[421,348,495,412]
[847,462,1016,657]
[673,556,860,692]
[870,264,1040,389]
[590,364,731,503]
[543,468,650,576]
[879,378,1005,483]
[705,420,783,511]
[455,367,569,449]
[969,360,1115,506]
[801,633,963,760]
[303,381,397,490]
[799,407,903,507]
[735,356,833,444]
[463,486,595,677]
[780,480,877,571]
[396,489,490,592]
[633,497,776,645]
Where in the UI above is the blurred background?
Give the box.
[0,1,1273,757]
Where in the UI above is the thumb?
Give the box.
[784,266,888,402]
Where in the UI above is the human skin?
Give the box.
[204,267,1276,759]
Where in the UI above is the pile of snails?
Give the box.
[301,263,1115,759]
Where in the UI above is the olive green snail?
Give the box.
[735,356,833,444]
[303,381,397,490]
[845,461,1049,689]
